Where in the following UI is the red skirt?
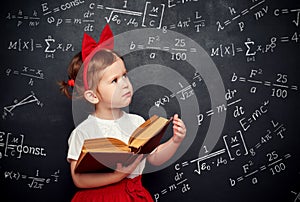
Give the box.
[71,175,154,202]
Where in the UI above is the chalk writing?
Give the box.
[231,69,298,97]
[239,100,269,132]
[7,36,74,58]
[5,65,44,86]
[291,190,300,202]
[155,72,202,107]
[2,91,43,119]
[197,89,241,126]
[216,0,267,32]
[154,165,191,202]
[6,9,40,27]
[41,0,85,24]
[41,1,165,31]
[1,0,299,201]
[274,8,300,27]
[223,130,248,161]
[229,152,291,186]
[129,36,197,60]
[0,131,47,159]
[4,169,59,189]
[164,11,206,32]
[167,0,199,8]
[210,36,278,62]
[249,120,287,156]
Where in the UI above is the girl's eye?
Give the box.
[123,72,128,78]
[112,78,117,83]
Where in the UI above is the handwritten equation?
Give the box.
[197,89,241,126]
[4,169,59,189]
[216,1,300,32]
[229,152,291,186]
[210,32,300,62]
[154,169,191,202]
[249,120,287,156]
[0,130,47,159]
[231,69,298,98]
[163,11,206,32]
[153,122,290,200]
[210,36,278,62]
[6,9,40,27]
[5,65,44,86]
[216,0,268,32]
[40,1,165,31]
[154,72,202,107]
[7,36,74,58]
[130,36,197,60]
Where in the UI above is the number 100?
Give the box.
[271,88,288,98]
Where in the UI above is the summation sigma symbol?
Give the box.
[7,36,74,59]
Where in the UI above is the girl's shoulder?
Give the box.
[72,115,101,135]
[124,112,145,125]
[75,115,96,127]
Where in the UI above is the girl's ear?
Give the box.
[84,90,99,104]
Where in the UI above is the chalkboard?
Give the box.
[1,0,299,201]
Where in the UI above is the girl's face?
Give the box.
[96,57,133,109]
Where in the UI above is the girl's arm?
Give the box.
[147,114,186,166]
[70,154,143,188]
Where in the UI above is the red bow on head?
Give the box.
[81,24,114,61]
[81,24,114,90]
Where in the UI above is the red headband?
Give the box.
[81,24,114,90]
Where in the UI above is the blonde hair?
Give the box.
[58,49,119,99]
[85,49,118,92]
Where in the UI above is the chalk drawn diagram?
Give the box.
[2,91,43,119]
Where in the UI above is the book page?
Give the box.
[83,137,131,152]
[129,117,169,149]
[128,115,159,144]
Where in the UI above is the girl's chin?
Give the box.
[113,99,132,108]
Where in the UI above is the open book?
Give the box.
[75,115,173,173]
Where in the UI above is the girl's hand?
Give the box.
[172,114,186,144]
[114,154,143,179]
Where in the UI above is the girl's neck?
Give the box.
[93,108,123,120]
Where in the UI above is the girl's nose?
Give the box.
[120,77,129,88]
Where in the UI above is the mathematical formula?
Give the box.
[1,0,299,201]
[0,130,47,159]
[153,119,291,200]
[40,1,165,31]
[7,36,74,59]
[4,169,59,189]
[5,65,44,86]
[231,69,298,98]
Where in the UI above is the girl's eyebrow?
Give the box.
[107,74,118,81]
[107,69,127,81]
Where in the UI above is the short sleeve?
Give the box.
[67,129,85,162]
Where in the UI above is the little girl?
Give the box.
[59,26,186,202]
